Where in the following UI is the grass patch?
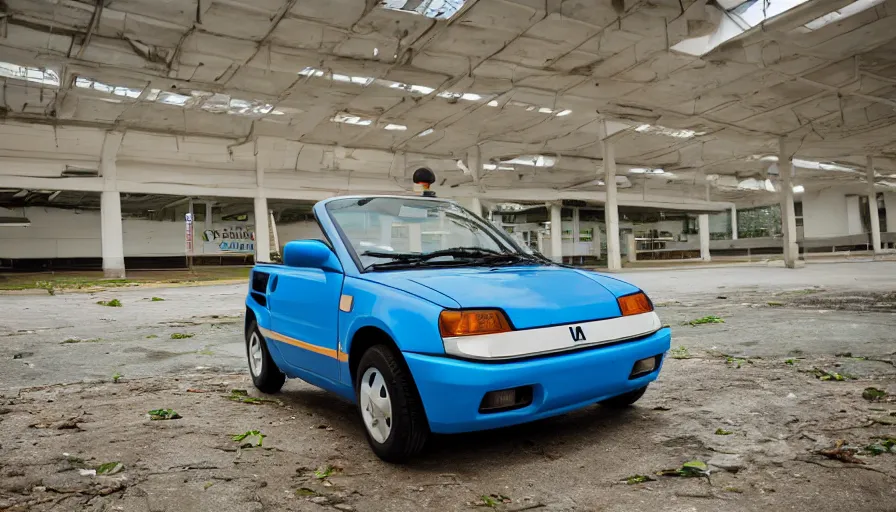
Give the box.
[682,315,724,326]
[669,346,691,359]
[0,268,251,292]
[150,297,165,302]
[766,301,784,307]
[725,356,750,368]
[148,408,181,420]
[624,474,655,485]
[714,428,734,435]
[112,372,122,383]
[95,462,123,475]
[170,333,194,339]
[809,368,855,381]
[146,334,158,339]
[224,389,281,405]
[96,299,122,307]
[862,387,888,401]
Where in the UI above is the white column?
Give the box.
[599,120,621,271]
[625,232,637,263]
[549,203,562,263]
[466,145,482,217]
[254,139,271,263]
[698,214,711,262]
[730,206,738,240]
[779,137,799,269]
[867,156,882,254]
[100,131,125,278]
[572,207,580,259]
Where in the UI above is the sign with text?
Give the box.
[201,225,255,254]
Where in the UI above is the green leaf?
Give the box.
[714,428,733,435]
[148,408,181,420]
[96,299,122,307]
[151,297,165,302]
[624,474,654,484]
[862,387,888,401]
[96,462,123,475]
[669,346,691,359]
[683,315,725,327]
[170,333,194,339]
[231,430,265,447]
[296,487,318,496]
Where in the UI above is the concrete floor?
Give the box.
[1,262,894,511]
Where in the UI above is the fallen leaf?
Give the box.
[818,440,865,464]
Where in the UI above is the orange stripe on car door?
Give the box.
[258,327,349,362]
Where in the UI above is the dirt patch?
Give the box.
[785,291,896,312]
[0,356,894,512]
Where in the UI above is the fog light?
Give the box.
[479,386,533,413]
[630,356,658,378]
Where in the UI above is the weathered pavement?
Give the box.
[1,262,895,511]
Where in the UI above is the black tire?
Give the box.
[355,345,428,463]
[245,320,285,394]
[600,385,648,408]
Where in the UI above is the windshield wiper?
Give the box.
[362,247,544,271]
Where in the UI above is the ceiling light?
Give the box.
[384,124,407,131]
[556,109,572,117]
[487,100,499,107]
[634,124,702,139]
[417,128,434,137]
[331,113,372,126]
[793,185,805,193]
[500,155,556,168]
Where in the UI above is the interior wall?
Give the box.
[846,195,863,235]
[802,189,849,237]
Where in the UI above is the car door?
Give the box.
[267,266,343,383]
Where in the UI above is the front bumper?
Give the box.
[404,327,671,434]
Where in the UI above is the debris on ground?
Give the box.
[623,474,656,485]
[767,301,784,307]
[470,494,512,508]
[818,440,865,464]
[96,299,122,307]
[714,428,734,435]
[682,315,725,326]
[726,357,750,368]
[61,337,101,344]
[231,430,265,448]
[862,387,888,401]
[224,389,281,405]
[170,333,194,339]
[151,297,165,301]
[657,460,711,479]
[314,464,342,479]
[148,408,181,420]
[95,462,123,475]
[112,372,122,383]
[808,368,854,381]
[669,346,691,359]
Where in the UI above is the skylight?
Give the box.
[635,124,703,139]
[74,76,142,98]
[801,0,885,31]
[500,155,557,168]
[672,0,811,56]
[0,62,60,87]
[331,113,373,126]
[380,0,468,20]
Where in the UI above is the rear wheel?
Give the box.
[600,385,648,408]
[355,345,428,463]
[246,320,285,394]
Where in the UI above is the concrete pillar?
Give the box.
[730,206,738,240]
[572,207,580,260]
[100,191,125,278]
[885,192,896,243]
[99,131,124,278]
[536,231,544,254]
[779,137,799,268]
[466,145,482,217]
[254,197,270,263]
[599,120,621,271]
[625,232,637,263]
[549,203,562,263]
[698,214,711,262]
[867,156,882,254]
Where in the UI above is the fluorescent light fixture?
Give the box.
[629,168,648,174]
[803,0,884,30]
[556,109,572,117]
[483,164,514,171]
[384,123,407,131]
[380,0,469,20]
[0,62,60,87]
[74,76,142,98]
[417,128,434,137]
[793,185,805,193]
[157,91,191,106]
[487,100,499,107]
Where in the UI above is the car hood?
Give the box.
[361,265,641,329]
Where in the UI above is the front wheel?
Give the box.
[246,320,285,394]
[600,385,648,408]
[355,345,428,463]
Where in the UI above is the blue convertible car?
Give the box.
[244,194,671,462]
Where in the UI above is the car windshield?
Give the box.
[324,196,544,271]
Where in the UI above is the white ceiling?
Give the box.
[1,0,895,205]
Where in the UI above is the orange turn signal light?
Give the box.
[439,309,512,337]
[618,292,653,316]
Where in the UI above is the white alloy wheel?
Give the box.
[248,331,264,377]
[359,366,393,443]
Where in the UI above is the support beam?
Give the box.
[698,214,711,262]
[779,137,799,269]
[465,145,482,217]
[254,139,271,264]
[625,232,637,263]
[549,202,562,263]
[867,156,882,254]
[599,120,621,271]
[100,131,124,278]
[730,206,738,240]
